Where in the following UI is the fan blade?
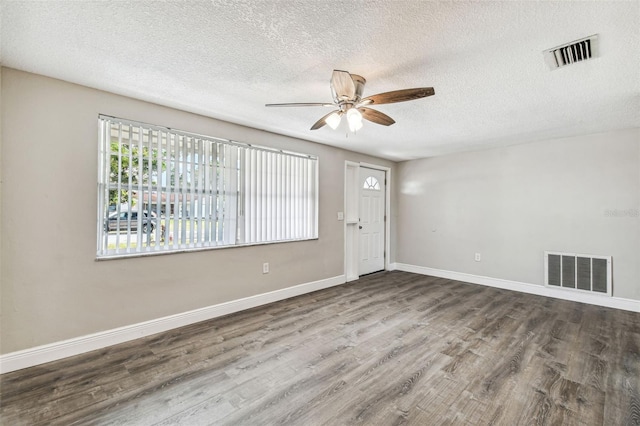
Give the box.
[359,87,435,105]
[331,70,356,101]
[310,110,341,130]
[266,102,335,107]
[359,107,395,126]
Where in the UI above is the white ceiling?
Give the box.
[2,1,639,161]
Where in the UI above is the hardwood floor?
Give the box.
[1,271,639,425]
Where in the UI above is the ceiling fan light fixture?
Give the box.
[349,119,363,132]
[266,70,434,132]
[326,112,342,129]
[347,108,363,132]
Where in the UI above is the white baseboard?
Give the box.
[0,275,346,374]
[394,263,640,313]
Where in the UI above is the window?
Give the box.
[97,115,318,258]
[363,176,380,190]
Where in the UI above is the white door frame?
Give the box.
[344,161,391,281]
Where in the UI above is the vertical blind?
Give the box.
[97,115,318,258]
[240,148,317,244]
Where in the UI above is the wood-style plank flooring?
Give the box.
[1,271,639,425]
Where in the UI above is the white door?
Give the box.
[359,167,386,275]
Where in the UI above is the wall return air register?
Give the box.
[545,251,612,296]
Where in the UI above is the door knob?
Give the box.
[359,225,363,229]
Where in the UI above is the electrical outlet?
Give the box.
[475,253,481,262]
[263,262,269,274]
[337,212,344,221]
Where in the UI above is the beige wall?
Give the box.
[0,68,395,354]
[3,66,637,356]
[0,68,3,345]
[396,128,640,301]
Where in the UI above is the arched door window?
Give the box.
[363,176,381,190]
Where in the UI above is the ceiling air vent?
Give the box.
[543,34,598,70]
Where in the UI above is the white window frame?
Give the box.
[97,115,318,259]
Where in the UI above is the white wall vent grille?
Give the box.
[543,35,598,70]
[545,251,611,296]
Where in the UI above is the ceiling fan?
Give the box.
[266,70,435,132]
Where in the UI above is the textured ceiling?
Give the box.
[2,1,639,161]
